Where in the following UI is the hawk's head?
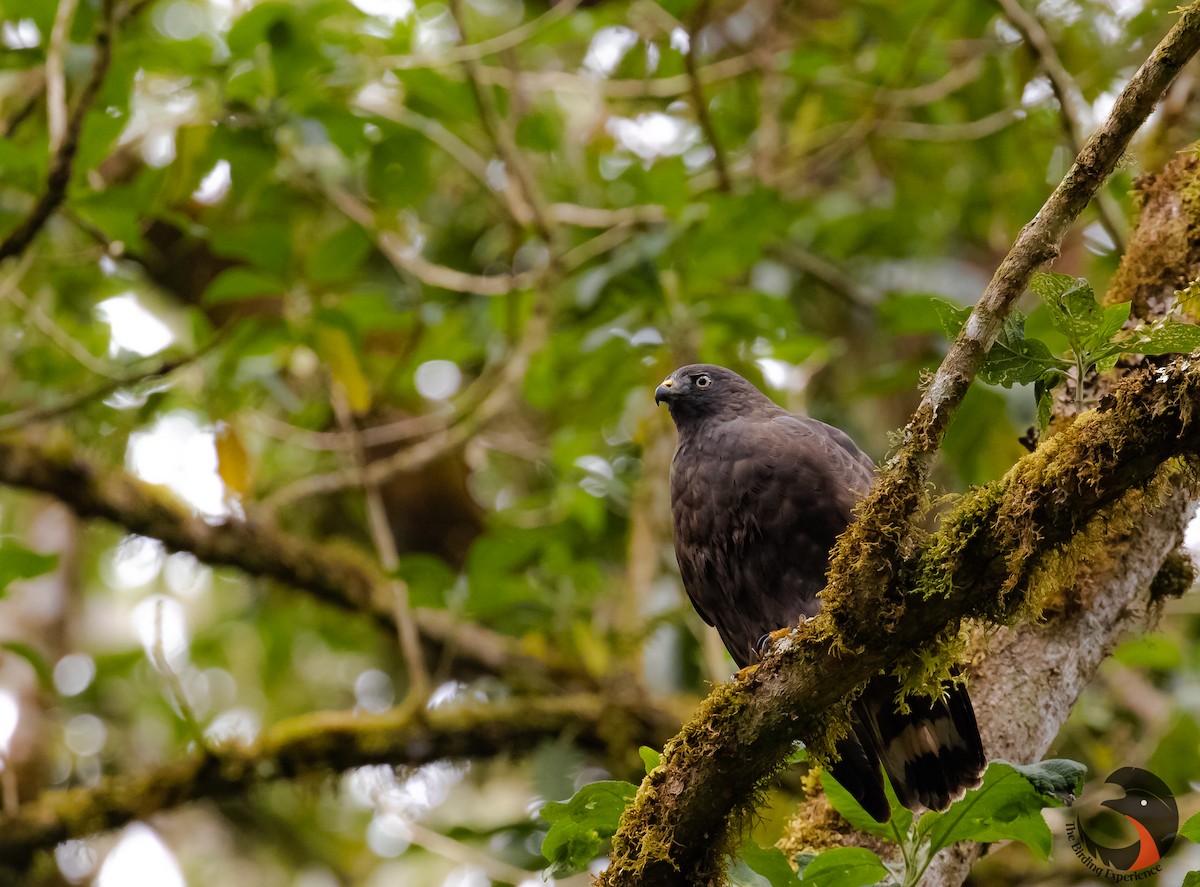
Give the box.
[654,364,777,423]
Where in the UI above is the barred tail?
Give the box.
[855,673,986,815]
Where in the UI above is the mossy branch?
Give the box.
[0,693,662,873]
[823,0,1200,631]
[600,354,1200,885]
[0,436,584,690]
[601,8,1200,883]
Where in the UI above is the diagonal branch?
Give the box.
[600,351,1200,885]
[599,4,1200,882]
[0,0,115,264]
[822,0,1200,636]
[330,387,431,703]
[684,0,733,193]
[994,0,1127,253]
[0,693,672,874]
[0,435,587,690]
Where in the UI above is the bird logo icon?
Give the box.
[1073,768,1178,873]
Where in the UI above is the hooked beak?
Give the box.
[654,377,675,406]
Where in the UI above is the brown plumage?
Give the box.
[656,363,985,821]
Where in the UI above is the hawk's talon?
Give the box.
[755,625,801,660]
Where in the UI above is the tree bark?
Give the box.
[922,491,1195,886]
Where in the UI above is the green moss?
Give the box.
[1149,548,1197,600]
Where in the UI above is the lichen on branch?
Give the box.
[0,694,654,874]
[0,436,597,690]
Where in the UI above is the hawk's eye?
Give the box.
[695,374,712,389]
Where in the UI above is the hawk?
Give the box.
[655,363,985,821]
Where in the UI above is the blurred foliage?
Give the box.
[0,0,1199,883]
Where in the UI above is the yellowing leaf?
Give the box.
[314,327,371,413]
[215,421,252,497]
[570,622,610,676]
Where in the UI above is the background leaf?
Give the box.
[736,842,803,886]
[919,760,1084,859]
[540,781,637,876]
[0,539,58,596]
[798,847,889,886]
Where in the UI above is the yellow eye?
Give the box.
[695,374,712,389]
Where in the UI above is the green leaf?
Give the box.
[980,313,1064,387]
[1034,378,1054,431]
[1127,320,1200,355]
[820,771,901,839]
[919,759,1084,859]
[1009,759,1086,801]
[1182,871,1200,887]
[1180,811,1200,843]
[639,746,661,774]
[737,842,802,886]
[0,539,58,596]
[1031,272,1102,355]
[1148,713,1200,798]
[798,847,888,886]
[304,224,372,285]
[931,298,972,339]
[211,222,293,277]
[1114,634,1182,670]
[1089,301,1132,351]
[367,129,430,207]
[1029,270,1079,304]
[540,780,637,876]
[203,268,286,305]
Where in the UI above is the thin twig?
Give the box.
[0,251,121,378]
[330,388,431,703]
[249,408,452,452]
[473,53,759,98]
[261,303,549,509]
[324,182,537,295]
[5,285,123,378]
[684,0,732,193]
[873,106,1026,141]
[0,0,115,263]
[403,820,542,884]
[771,244,879,309]
[871,57,987,107]
[448,0,557,250]
[994,0,1127,252]
[149,599,208,748]
[46,0,82,153]
[382,0,582,69]
[0,348,211,433]
[1,74,45,140]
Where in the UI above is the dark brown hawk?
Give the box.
[655,363,985,821]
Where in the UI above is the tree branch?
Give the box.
[0,436,593,690]
[994,0,1127,253]
[684,0,733,193]
[330,388,431,702]
[0,693,668,873]
[601,354,1200,884]
[920,492,1195,885]
[823,0,1200,644]
[599,6,1200,881]
[0,0,115,264]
